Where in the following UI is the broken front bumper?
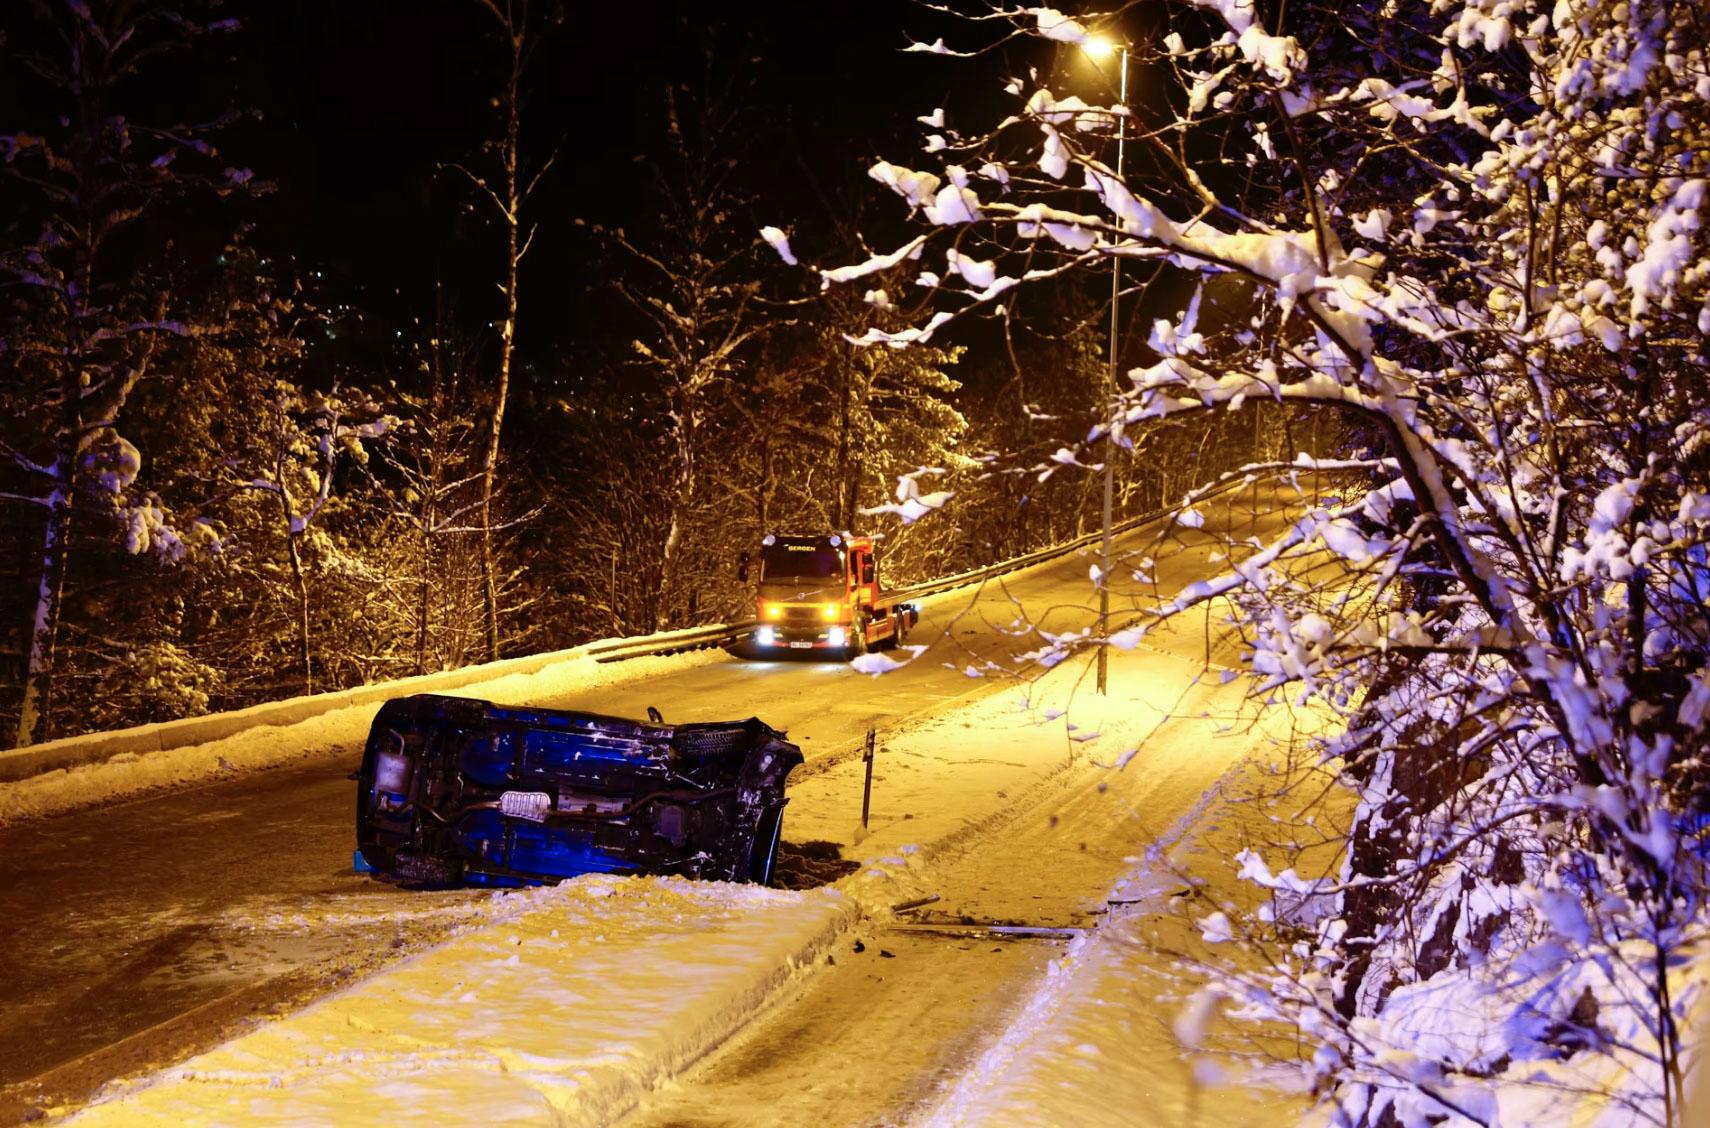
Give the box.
[356,694,803,888]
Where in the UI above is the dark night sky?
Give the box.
[219,1,997,368]
[1,1,1116,388]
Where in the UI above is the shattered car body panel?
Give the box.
[356,694,803,888]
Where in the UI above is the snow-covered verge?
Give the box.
[909,761,1710,1128]
[879,616,1710,1128]
[0,646,728,825]
[62,877,857,1128]
[910,874,1309,1128]
[1288,938,1710,1128]
[903,664,1321,1127]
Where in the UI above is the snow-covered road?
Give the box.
[622,666,1296,1128]
[1,486,1303,1123]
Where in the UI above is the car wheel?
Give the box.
[874,610,902,651]
[391,852,462,888]
[846,619,869,661]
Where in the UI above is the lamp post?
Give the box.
[1086,36,1128,696]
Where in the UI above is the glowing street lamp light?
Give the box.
[1086,34,1128,696]
[1083,33,1120,60]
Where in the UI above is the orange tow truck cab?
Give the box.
[751,533,919,660]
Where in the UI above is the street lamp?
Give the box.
[1086,35,1128,696]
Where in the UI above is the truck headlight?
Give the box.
[828,626,846,647]
[764,603,784,619]
[821,602,839,621]
[756,626,775,646]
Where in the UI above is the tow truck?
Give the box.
[744,533,919,659]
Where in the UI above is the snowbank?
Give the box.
[906,755,1312,1128]
[65,876,857,1128]
[872,615,1330,1126]
[911,896,1308,1128]
[0,647,729,825]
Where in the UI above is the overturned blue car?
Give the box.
[356,694,803,888]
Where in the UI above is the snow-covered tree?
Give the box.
[369,300,492,675]
[602,78,773,630]
[0,0,251,745]
[229,382,390,697]
[823,272,967,530]
[810,1,1710,1121]
[446,0,556,663]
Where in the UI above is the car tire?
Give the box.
[846,619,869,662]
[873,613,897,651]
[391,851,462,888]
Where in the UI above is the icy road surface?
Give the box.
[0,486,1299,1121]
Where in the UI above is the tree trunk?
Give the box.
[756,425,772,534]
[477,17,524,665]
[835,354,852,530]
[416,518,434,676]
[287,532,313,697]
[658,401,695,629]
[14,477,75,748]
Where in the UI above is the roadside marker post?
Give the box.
[861,728,877,829]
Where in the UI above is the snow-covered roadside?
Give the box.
[904,651,1318,1128]
[899,662,1710,1128]
[905,756,1319,1128]
[64,878,857,1128]
[0,647,729,825]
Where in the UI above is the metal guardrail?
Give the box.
[584,622,754,664]
[889,489,1222,605]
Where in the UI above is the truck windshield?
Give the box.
[762,544,843,581]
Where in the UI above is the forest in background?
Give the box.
[0,1,1284,745]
